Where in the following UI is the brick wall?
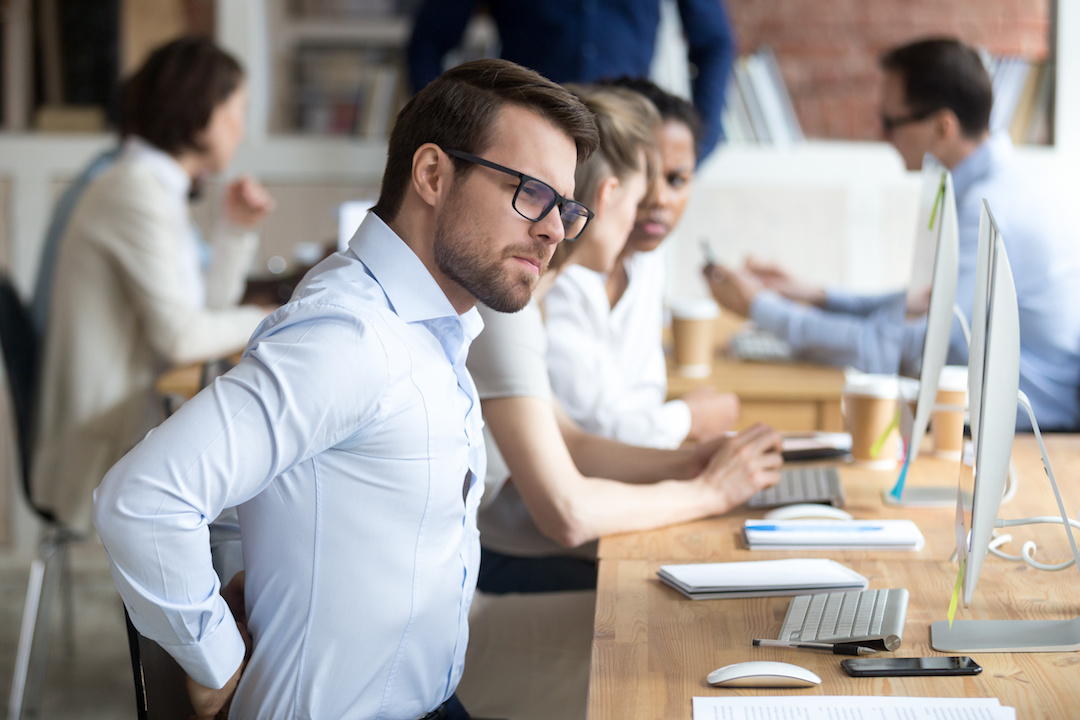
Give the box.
[726,0,1052,139]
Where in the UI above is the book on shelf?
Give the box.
[982,51,1052,145]
[722,47,803,146]
[293,44,405,137]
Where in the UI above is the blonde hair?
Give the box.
[550,84,660,271]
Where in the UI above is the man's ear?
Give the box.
[933,109,962,143]
[411,143,451,209]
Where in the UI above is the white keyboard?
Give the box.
[727,326,794,363]
[778,588,909,651]
[748,466,843,508]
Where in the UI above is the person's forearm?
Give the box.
[556,405,697,482]
[94,428,247,689]
[682,0,735,158]
[486,397,713,548]
[542,475,725,547]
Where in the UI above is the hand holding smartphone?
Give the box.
[841,656,982,677]
[700,238,719,266]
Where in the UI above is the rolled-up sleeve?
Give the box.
[751,289,907,373]
[93,305,384,688]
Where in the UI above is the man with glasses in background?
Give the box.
[705,37,1080,431]
[93,59,599,720]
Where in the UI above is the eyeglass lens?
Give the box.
[515,179,591,240]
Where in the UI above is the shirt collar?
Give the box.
[349,212,483,340]
[950,131,1012,198]
[124,136,193,199]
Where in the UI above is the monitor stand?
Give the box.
[931,616,1080,652]
[882,460,1014,508]
[930,396,1080,654]
[881,486,970,507]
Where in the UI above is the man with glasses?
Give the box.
[93,59,599,720]
[704,37,1080,431]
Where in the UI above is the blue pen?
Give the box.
[746,524,884,532]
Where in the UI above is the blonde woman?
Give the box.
[545,78,740,450]
[458,84,780,720]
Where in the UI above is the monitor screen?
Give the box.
[962,201,1020,606]
[929,202,1080,653]
[903,155,960,469]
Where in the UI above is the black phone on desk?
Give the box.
[841,656,982,677]
[780,432,852,463]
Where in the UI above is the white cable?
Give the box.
[987,391,1080,576]
[953,303,972,345]
[990,517,1080,571]
[1001,461,1018,504]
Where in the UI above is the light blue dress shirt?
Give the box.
[93,213,486,720]
[751,133,1080,430]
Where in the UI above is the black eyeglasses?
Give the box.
[880,107,941,134]
[443,148,594,241]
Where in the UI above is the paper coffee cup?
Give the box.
[670,298,719,378]
[932,365,968,460]
[844,373,900,469]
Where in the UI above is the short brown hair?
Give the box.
[880,38,992,139]
[371,59,599,222]
[120,37,244,155]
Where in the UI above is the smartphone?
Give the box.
[700,238,719,266]
[841,656,982,677]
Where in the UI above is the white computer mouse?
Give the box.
[763,503,853,521]
[707,660,821,688]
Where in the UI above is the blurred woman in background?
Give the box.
[33,37,274,533]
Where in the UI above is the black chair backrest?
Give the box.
[123,608,195,720]
[0,273,39,493]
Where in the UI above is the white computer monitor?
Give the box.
[884,155,960,506]
[929,201,1080,653]
[905,156,960,466]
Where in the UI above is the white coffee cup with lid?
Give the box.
[843,373,900,469]
[670,298,720,378]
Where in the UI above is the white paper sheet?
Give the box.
[693,696,1014,720]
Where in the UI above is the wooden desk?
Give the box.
[588,435,1080,719]
[668,357,846,432]
[156,355,240,402]
[156,362,203,400]
[665,317,845,432]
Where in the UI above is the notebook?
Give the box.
[742,519,925,551]
[657,558,868,600]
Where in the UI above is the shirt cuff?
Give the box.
[158,603,246,690]
[748,290,793,336]
[661,399,693,446]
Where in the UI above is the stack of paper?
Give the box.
[693,696,1014,719]
[743,519,925,551]
[657,558,867,600]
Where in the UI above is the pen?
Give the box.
[753,638,877,656]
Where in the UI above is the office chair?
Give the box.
[1,273,77,720]
[123,609,195,720]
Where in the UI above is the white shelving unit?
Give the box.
[1,0,1080,553]
[1,0,1079,296]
